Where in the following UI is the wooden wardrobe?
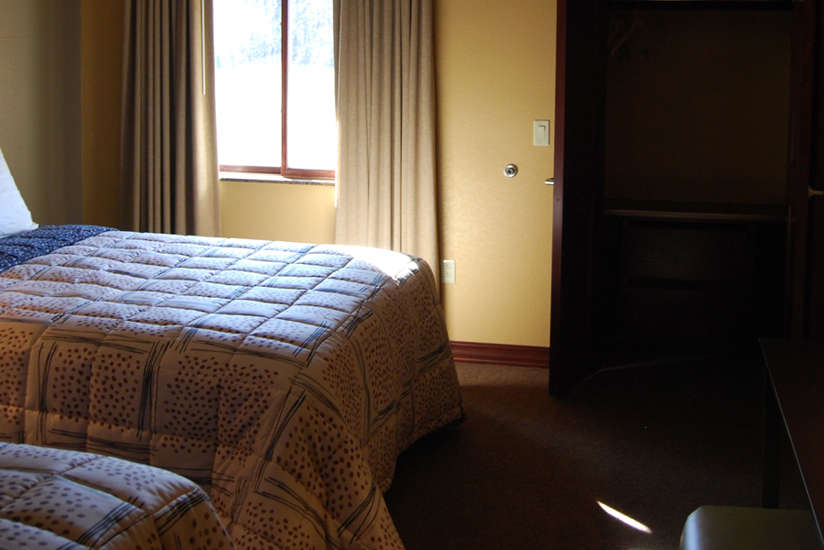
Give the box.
[549,0,820,395]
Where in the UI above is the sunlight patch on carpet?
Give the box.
[597,501,653,534]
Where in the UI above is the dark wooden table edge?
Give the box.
[760,338,824,547]
[761,338,780,508]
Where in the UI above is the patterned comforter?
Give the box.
[0,229,463,549]
[0,442,234,549]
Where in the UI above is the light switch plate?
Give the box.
[441,259,456,284]
[533,120,550,147]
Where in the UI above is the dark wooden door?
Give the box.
[786,0,824,339]
[549,0,609,395]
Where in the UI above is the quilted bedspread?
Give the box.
[0,442,234,549]
[0,230,463,549]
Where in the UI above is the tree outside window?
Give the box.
[214,0,335,179]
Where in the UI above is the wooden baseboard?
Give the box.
[450,341,550,369]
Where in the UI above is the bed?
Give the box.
[0,442,234,549]
[0,225,464,550]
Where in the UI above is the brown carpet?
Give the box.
[384,359,808,549]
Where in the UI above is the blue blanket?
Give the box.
[0,225,113,272]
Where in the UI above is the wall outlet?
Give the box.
[441,259,456,284]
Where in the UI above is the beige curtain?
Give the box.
[333,0,440,281]
[121,0,219,236]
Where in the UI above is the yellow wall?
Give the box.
[436,0,556,347]
[0,0,82,224]
[80,1,558,348]
[220,180,335,243]
[219,1,558,348]
[81,0,123,228]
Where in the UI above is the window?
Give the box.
[214,0,335,179]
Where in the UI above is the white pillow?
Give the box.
[0,148,38,237]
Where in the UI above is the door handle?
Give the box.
[809,186,824,198]
[545,178,555,186]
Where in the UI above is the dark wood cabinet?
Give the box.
[595,202,785,360]
[608,0,792,8]
[550,0,795,394]
[786,0,824,340]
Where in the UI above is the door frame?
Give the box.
[549,0,609,395]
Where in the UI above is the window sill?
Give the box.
[219,171,335,186]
